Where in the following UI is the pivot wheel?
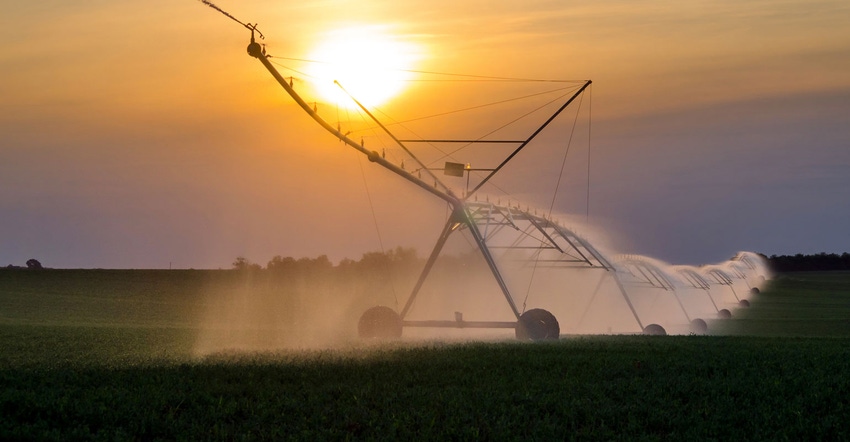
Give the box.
[717,309,732,319]
[689,318,708,334]
[516,309,560,341]
[358,306,402,339]
[642,323,667,336]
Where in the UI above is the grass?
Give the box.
[712,271,850,336]
[2,270,850,439]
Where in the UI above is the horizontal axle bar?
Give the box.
[402,320,517,329]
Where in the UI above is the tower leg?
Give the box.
[400,218,456,319]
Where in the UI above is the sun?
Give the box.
[306,26,421,109]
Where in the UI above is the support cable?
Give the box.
[520,92,586,313]
[269,56,583,208]
[342,95,400,310]
[335,81,453,195]
[468,80,592,198]
[269,59,314,81]
[271,56,580,83]
[437,90,576,169]
[586,84,593,221]
[376,85,578,129]
[356,154,399,310]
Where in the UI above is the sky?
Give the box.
[1,0,849,269]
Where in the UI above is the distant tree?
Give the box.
[232,256,261,271]
[299,255,333,277]
[26,259,43,270]
[267,255,297,272]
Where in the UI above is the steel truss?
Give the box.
[398,201,647,332]
[192,4,770,339]
[243,31,680,338]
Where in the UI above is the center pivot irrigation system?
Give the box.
[203,2,766,340]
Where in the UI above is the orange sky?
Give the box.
[2,0,849,268]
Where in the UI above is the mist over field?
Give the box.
[192,223,770,353]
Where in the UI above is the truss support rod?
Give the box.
[648,268,675,291]
[670,289,692,322]
[635,266,660,288]
[463,208,522,319]
[568,230,615,270]
[335,81,451,194]
[399,217,457,319]
[552,225,605,268]
[612,272,645,331]
[468,80,592,198]
[526,216,566,254]
[704,288,720,312]
[728,285,740,302]
[577,271,610,330]
[247,40,458,206]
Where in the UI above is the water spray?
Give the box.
[201,2,771,341]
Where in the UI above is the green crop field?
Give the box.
[711,271,850,337]
[1,270,849,439]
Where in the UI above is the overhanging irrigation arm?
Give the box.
[468,79,592,198]
[247,40,459,207]
[248,37,523,322]
[335,81,453,195]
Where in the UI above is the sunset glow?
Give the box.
[1,1,849,269]
[305,26,422,109]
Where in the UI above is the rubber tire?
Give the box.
[739,299,751,308]
[717,309,732,319]
[358,306,402,338]
[750,287,760,295]
[516,309,560,341]
[689,318,708,334]
[642,323,667,336]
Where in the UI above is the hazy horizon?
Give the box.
[2,0,849,269]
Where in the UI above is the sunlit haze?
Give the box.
[305,26,421,108]
[1,0,849,269]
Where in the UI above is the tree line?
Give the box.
[3,259,44,270]
[232,246,422,275]
[233,250,850,274]
[4,252,848,274]
[766,253,850,273]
